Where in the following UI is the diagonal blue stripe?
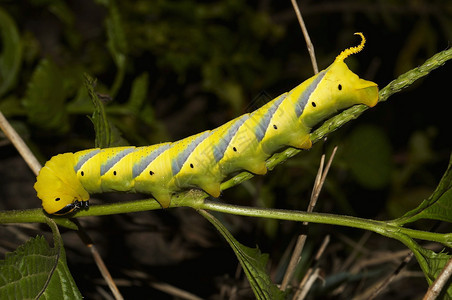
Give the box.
[132,144,171,178]
[74,149,101,172]
[253,94,286,142]
[295,70,326,117]
[100,148,136,176]
[171,131,211,175]
[213,114,249,162]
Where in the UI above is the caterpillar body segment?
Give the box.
[35,33,379,215]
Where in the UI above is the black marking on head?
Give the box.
[338,84,342,90]
[81,171,84,176]
[54,203,76,215]
[149,170,154,175]
[53,200,89,215]
[311,101,317,107]
[190,163,194,168]
[273,124,277,130]
[55,206,74,215]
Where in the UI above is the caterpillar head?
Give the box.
[301,33,379,127]
[34,153,90,215]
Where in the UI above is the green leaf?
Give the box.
[22,59,69,132]
[0,8,22,98]
[402,237,452,299]
[199,210,285,300]
[84,73,127,148]
[104,0,127,98]
[416,188,452,223]
[127,72,149,112]
[48,0,75,27]
[0,236,82,299]
[393,153,452,225]
[105,1,127,67]
[343,124,393,189]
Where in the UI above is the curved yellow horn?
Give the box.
[335,32,366,62]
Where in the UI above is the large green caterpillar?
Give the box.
[34,33,378,215]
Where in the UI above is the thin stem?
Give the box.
[290,0,318,74]
[310,152,325,207]
[1,197,450,247]
[0,209,78,229]
[0,110,42,175]
[280,146,337,290]
[310,146,338,209]
[73,219,124,300]
[423,256,452,300]
[36,218,62,298]
[369,251,414,299]
[74,198,163,217]
[295,235,330,299]
[295,268,320,300]
[197,200,451,247]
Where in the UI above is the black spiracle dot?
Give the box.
[55,197,61,202]
[312,102,317,107]
[338,84,342,90]
[190,163,194,168]
[233,147,237,152]
[149,170,154,175]
[81,171,84,176]
[113,171,117,176]
[273,124,278,130]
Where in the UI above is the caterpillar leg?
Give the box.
[243,161,267,175]
[153,192,172,208]
[290,137,312,150]
[197,181,221,198]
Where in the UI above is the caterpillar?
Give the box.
[34,33,378,215]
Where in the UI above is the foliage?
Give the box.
[0,220,81,299]
[0,0,451,299]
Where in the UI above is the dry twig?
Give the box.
[280,146,338,291]
[290,0,318,74]
[423,255,452,300]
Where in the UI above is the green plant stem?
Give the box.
[0,209,78,229]
[4,196,449,248]
[196,200,452,247]
[1,195,450,249]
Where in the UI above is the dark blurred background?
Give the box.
[0,0,451,299]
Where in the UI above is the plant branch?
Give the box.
[1,196,450,248]
[0,209,78,229]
